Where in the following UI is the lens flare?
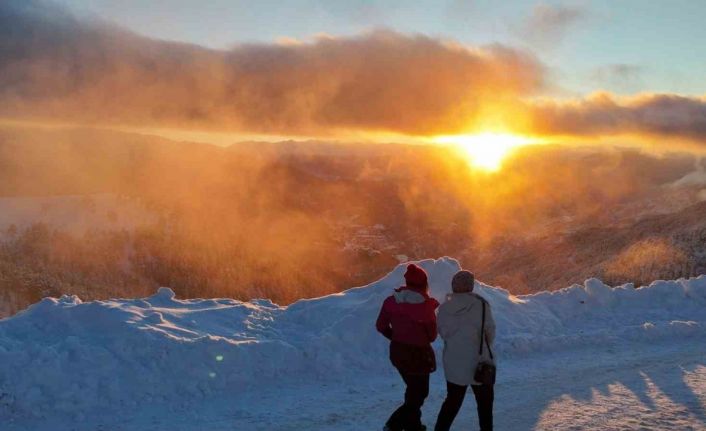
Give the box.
[434,132,541,171]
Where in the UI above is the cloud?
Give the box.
[2,1,704,146]
[518,3,589,47]
[591,64,644,93]
[0,0,543,136]
[529,93,706,142]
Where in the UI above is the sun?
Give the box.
[433,132,539,171]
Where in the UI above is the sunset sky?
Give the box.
[2,0,706,165]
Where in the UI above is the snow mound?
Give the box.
[1,257,706,420]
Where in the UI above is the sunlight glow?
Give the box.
[434,132,541,171]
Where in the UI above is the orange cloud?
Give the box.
[2,1,705,146]
[528,93,706,143]
[0,1,543,136]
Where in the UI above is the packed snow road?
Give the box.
[8,337,701,430]
[230,338,706,431]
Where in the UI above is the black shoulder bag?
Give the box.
[473,300,496,386]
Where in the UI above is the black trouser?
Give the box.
[435,381,494,431]
[385,370,430,431]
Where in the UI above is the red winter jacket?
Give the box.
[376,286,440,374]
[376,286,439,345]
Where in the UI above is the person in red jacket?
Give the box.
[376,263,440,431]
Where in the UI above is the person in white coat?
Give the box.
[434,270,495,431]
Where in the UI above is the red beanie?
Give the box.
[404,264,428,289]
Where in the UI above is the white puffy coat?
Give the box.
[437,292,496,386]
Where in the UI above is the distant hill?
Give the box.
[471,199,706,293]
[1,124,704,316]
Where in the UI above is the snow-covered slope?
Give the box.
[1,257,706,430]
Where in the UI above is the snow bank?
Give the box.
[1,257,706,420]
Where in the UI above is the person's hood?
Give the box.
[393,286,427,304]
[443,292,483,315]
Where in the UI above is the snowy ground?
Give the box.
[232,340,706,431]
[1,258,705,430]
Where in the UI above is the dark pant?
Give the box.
[435,381,494,431]
[386,370,430,431]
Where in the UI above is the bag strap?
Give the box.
[478,300,494,360]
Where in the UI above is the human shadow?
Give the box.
[640,361,706,421]
[487,342,706,430]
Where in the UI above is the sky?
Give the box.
[53,0,706,97]
[1,0,705,152]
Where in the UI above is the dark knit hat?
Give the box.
[404,264,428,289]
[452,270,475,293]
